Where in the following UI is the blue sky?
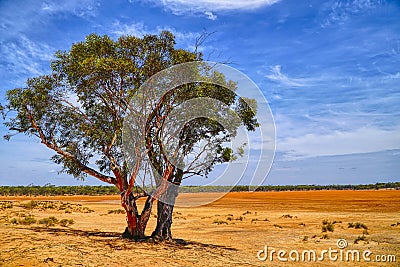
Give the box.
[0,0,399,186]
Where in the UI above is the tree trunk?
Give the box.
[152,184,179,241]
[121,192,153,240]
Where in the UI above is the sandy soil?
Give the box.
[0,190,399,266]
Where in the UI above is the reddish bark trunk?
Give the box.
[121,192,153,240]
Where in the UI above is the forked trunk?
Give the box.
[121,192,153,240]
[152,185,179,241]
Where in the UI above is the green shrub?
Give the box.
[39,216,59,227]
[213,219,228,225]
[108,209,125,214]
[322,220,334,232]
[348,222,367,230]
[19,215,37,225]
[354,235,367,244]
[59,219,74,227]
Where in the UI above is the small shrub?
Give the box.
[21,200,38,209]
[213,219,228,225]
[108,209,125,214]
[10,218,18,224]
[19,215,37,225]
[390,222,400,227]
[348,222,367,230]
[362,229,369,235]
[354,235,367,244]
[0,201,13,210]
[227,217,232,221]
[59,219,74,227]
[322,220,334,232]
[235,216,244,221]
[321,234,329,239]
[273,224,282,228]
[243,211,251,215]
[282,214,293,219]
[39,216,59,227]
[251,218,269,223]
[302,236,308,241]
[299,222,306,226]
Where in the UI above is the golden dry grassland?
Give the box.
[0,190,399,266]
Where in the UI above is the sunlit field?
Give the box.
[1,190,399,266]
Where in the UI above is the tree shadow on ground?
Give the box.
[25,226,237,251]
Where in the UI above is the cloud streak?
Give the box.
[278,126,400,160]
[265,65,315,87]
[133,0,281,19]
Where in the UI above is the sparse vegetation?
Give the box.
[18,201,94,213]
[108,209,125,214]
[348,222,368,230]
[251,218,269,223]
[0,201,13,210]
[321,234,329,239]
[9,215,37,225]
[0,182,398,196]
[59,219,75,227]
[213,219,228,225]
[322,220,335,232]
[354,235,367,244]
[38,216,59,227]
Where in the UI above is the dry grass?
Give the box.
[0,190,399,266]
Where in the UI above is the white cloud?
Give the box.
[134,0,281,18]
[278,126,400,160]
[111,21,199,49]
[322,0,383,28]
[204,11,217,20]
[0,35,55,77]
[266,65,311,87]
[40,0,99,18]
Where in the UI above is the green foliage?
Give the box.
[348,222,368,230]
[108,209,125,214]
[0,201,13,210]
[59,219,74,227]
[2,31,202,185]
[0,182,398,196]
[322,220,335,232]
[354,235,367,244]
[39,216,59,227]
[213,219,228,225]
[10,215,37,225]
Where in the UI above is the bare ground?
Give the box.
[0,190,399,266]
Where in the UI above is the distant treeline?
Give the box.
[0,182,398,196]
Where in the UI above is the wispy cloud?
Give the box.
[40,0,99,18]
[322,0,384,28]
[111,21,200,49]
[0,35,55,79]
[132,0,281,19]
[278,126,400,160]
[265,65,314,87]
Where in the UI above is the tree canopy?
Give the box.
[2,31,258,240]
